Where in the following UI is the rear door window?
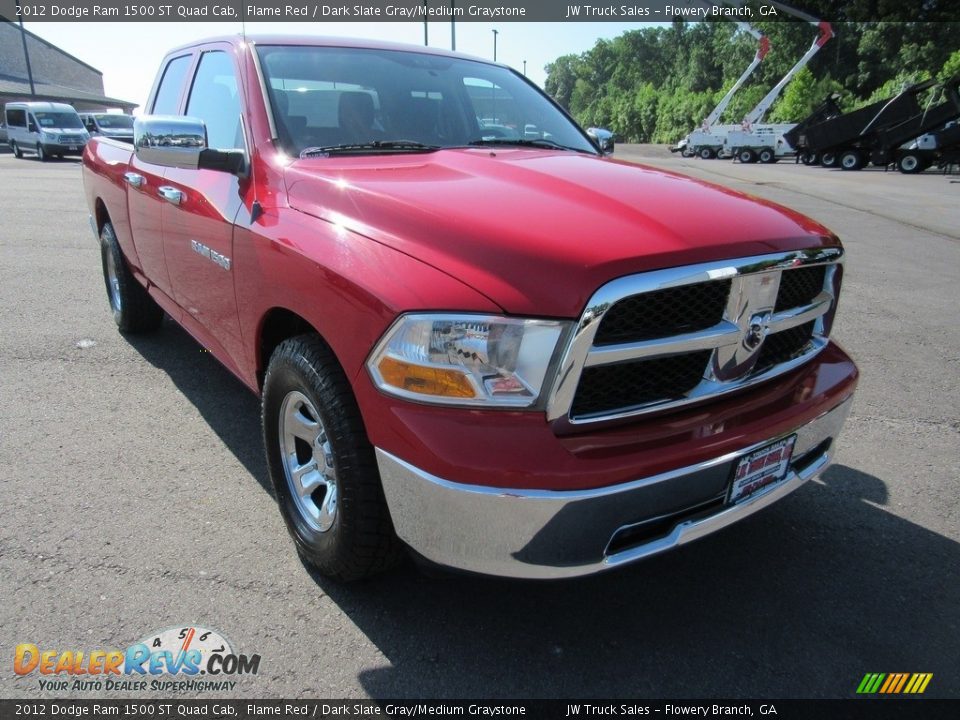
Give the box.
[152,54,192,115]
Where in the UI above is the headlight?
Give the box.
[367,314,570,408]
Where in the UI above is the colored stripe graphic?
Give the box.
[857,672,932,694]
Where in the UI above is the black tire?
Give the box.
[738,148,757,164]
[99,221,164,333]
[840,150,864,171]
[758,148,776,164]
[681,145,695,158]
[698,147,716,160]
[11,141,22,159]
[897,152,925,174]
[36,143,47,162]
[820,152,838,168]
[801,152,819,166]
[262,334,402,581]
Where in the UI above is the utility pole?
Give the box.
[492,29,498,62]
[523,60,527,76]
[450,1,456,51]
[423,1,428,46]
[15,0,37,97]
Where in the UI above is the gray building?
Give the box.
[1,21,137,112]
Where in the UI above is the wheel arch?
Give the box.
[94,197,110,233]
[256,307,330,391]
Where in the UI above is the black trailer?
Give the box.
[797,79,938,168]
[895,121,960,173]
[800,76,960,170]
[783,93,843,164]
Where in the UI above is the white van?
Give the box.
[79,112,134,142]
[4,101,90,161]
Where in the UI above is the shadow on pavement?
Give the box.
[124,319,959,699]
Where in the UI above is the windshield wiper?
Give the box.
[466,138,594,154]
[300,140,440,158]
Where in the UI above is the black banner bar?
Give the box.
[0,1,958,23]
[1,700,959,720]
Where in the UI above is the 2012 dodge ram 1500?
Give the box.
[82,36,858,580]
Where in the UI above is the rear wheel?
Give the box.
[897,152,925,174]
[36,143,47,162]
[840,149,864,171]
[99,221,164,333]
[820,152,839,168]
[11,141,22,159]
[262,335,402,581]
[758,148,776,164]
[698,147,717,160]
[801,152,819,166]
[738,148,758,164]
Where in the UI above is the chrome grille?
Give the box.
[571,351,712,417]
[594,280,731,345]
[775,265,826,312]
[547,248,843,426]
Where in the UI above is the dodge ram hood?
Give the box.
[285,149,837,318]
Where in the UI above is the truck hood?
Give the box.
[284,149,837,318]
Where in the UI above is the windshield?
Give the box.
[94,114,134,129]
[34,112,83,130]
[256,45,596,156]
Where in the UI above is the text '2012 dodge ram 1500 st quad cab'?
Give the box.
[82,36,858,581]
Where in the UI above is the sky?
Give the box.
[23,21,653,111]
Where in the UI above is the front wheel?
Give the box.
[99,222,164,333]
[262,335,402,581]
[36,143,47,162]
[738,148,757,164]
[11,141,22,159]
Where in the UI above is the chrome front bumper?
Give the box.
[376,396,853,579]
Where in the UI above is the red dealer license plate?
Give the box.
[728,435,797,505]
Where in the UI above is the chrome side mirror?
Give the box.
[587,127,615,156]
[134,115,207,169]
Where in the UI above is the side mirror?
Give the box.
[28,122,37,133]
[135,115,207,169]
[587,127,615,156]
[134,115,245,174]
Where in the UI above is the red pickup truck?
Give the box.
[82,36,858,580]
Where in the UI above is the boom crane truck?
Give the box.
[671,13,770,159]
[725,3,833,163]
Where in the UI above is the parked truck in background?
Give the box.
[81,35,858,581]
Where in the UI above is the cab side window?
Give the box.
[152,54,192,115]
[186,50,243,151]
[6,109,27,127]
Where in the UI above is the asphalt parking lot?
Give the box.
[1,146,958,701]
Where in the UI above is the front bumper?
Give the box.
[42,141,86,156]
[377,395,853,579]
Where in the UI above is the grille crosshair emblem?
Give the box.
[744,312,772,351]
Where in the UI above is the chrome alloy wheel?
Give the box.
[279,390,338,533]
[105,247,122,316]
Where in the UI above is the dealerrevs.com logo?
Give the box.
[14,626,261,693]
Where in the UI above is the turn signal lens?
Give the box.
[377,356,476,398]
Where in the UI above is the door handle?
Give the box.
[158,186,185,205]
[123,172,145,188]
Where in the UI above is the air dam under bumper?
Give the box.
[376,396,853,579]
